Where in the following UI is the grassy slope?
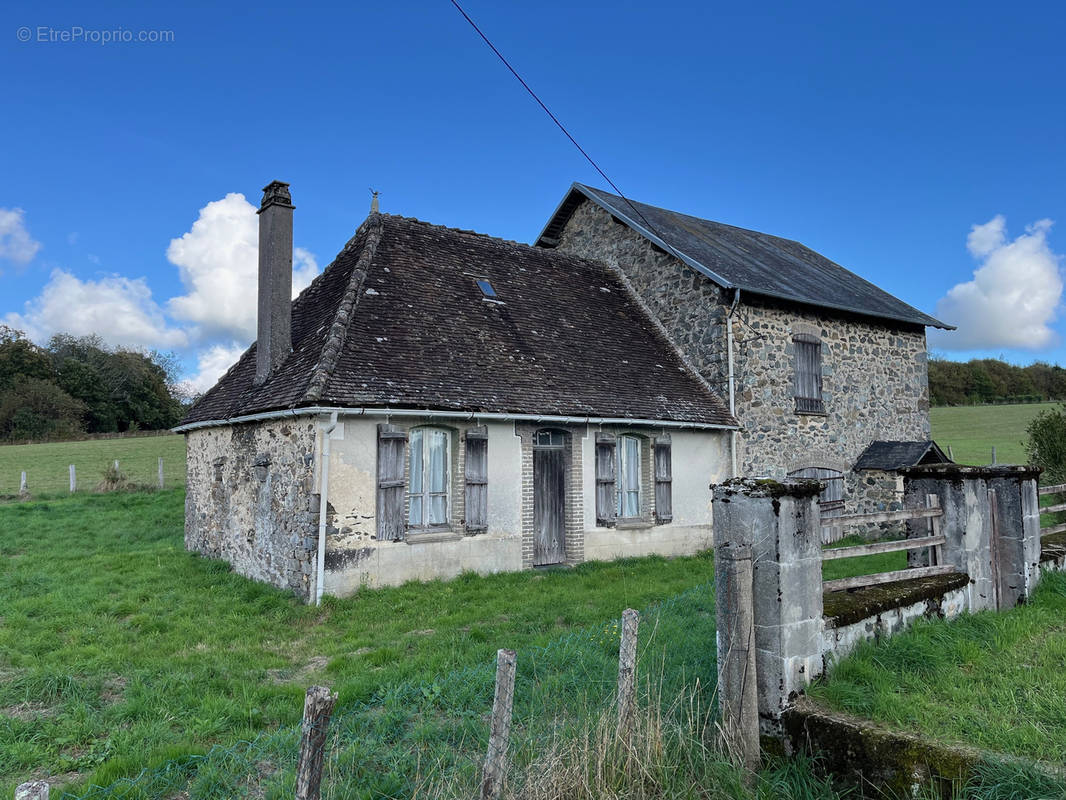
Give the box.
[0,435,186,495]
[811,570,1066,764]
[0,491,721,792]
[929,402,1059,466]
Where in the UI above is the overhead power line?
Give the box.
[447,0,688,257]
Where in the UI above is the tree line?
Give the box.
[929,357,1066,406]
[0,326,186,442]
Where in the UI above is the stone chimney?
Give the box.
[255,180,294,385]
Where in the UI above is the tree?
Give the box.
[0,376,86,441]
[0,326,51,391]
[1026,406,1066,485]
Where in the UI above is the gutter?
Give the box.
[173,406,739,434]
[315,411,338,606]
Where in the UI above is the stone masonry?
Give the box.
[184,418,318,600]
[556,199,931,516]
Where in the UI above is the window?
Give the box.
[617,435,641,519]
[409,427,450,528]
[654,435,672,523]
[476,279,497,298]
[788,466,844,538]
[464,427,488,532]
[793,333,824,414]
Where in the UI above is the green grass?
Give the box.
[0,434,186,496]
[809,569,1066,765]
[0,490,722,795]
[929,402,1059,466]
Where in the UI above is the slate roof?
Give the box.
[537,184,952,330]
[853,440,952,471]
[179,214,737,428]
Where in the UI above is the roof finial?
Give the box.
[369,188,380,215]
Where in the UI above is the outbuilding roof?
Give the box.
[537,184,952,330]
[179,214,737,429]
[853,440,952,471]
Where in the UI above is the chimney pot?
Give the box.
[255,180,294,385]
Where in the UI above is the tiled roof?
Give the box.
[853,440,952,471]
[537,184,952,330]
[180,214,736,428]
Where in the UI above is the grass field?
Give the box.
[0,490,932,799]
[810,569,1066,765]
[929,402,1059,466]
[0,435,185,496]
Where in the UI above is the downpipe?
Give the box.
[727,289,740,477]
[315,411,338,606]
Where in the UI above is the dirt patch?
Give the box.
[100,675,128,704]
[409,629,436,636]
[1,701,56,721]
[266,655,329,685]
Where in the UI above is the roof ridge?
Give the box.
[302,214,385,403]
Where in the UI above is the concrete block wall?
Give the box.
[902,464,1043,611]
[712,478,824,727]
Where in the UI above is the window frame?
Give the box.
[408,426,452,530]
[792,333,825,414]
[616,434,642,521]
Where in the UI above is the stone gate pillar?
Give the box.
[901,465,1042,611]
[712,478,823,730]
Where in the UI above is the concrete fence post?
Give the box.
[714,541,759,776]
[902,465,1042,611]
[158,457,165,489]
[69,464,76,493]
[19,471,27,496]
[15,782,48,800]
[712,478,824,733]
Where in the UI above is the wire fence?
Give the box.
[0,435,186,495]
[36,582,716,800]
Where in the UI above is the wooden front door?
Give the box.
[533,430,566,566]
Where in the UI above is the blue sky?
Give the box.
[2,0,1064,391]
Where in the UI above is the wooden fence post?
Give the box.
[481,648,517,800]
[715,542,760,779]
[69,464,76,493]
[616,608,640,741]
[15,781,49,799]
[158,457,165,489]
[294,685,337,800]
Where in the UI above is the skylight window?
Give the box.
[476,279,497,299]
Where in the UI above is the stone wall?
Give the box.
[184,419,318,599]
[555,199,932,517]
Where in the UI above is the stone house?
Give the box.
[177,182,736,601]
[536,184,953,525]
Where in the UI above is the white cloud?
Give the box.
[0,208,42,265]
[166,193,318,344]
[931,217,1062,351]
[3,269,188,350]
[178,342,249,395]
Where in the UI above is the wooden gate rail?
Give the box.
[1038,484,1066,536]
[821,494,951,593]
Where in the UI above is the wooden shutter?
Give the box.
[595,433,617,527]
[376,424,407,541]
[793,334,824,413]
[654,434,673,524]
[464,426,488,532]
